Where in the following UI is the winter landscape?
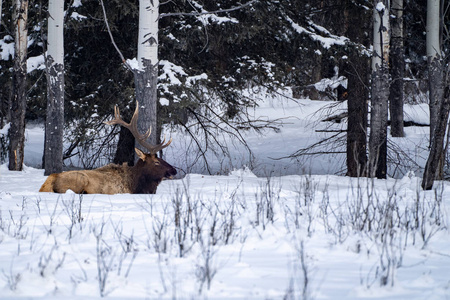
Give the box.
[1,90,449,299]
[1,0,450,299]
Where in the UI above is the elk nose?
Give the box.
[166,167,177,178]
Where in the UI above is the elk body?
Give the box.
[39,104,177,194]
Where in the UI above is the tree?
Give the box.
[43,0,65,175]
[426,0,443,143]
[389,0,404,137]
[422,0,448,190]
[368,0,390,179]
[134,0,159,151]
[343,0,371,177]
[8,0,28,171]
[0,0,3,31]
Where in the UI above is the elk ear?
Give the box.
[134,148,146,160]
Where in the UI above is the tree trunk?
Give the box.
[113,125,135,166]
[346,48,369,177]
[343,0,370,177]
[135,0,159,155]
[44,0,65,175]
[422,78,449,190]
[389,0,404,137]
[8,0,28,171]
[368,0,390,179]
[422,0,446,190]
[426,0,443,143]
[0,0,3,29]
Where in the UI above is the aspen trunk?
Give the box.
[422,89,450,190]
[422,0,447,190]
[426,0,443,142]
[8,0,28,171]
[368,1,390,179]
[44,0,65,175]
[135,0,159,155]
[389,0,404,137]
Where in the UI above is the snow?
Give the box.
[376,2,386,12]
[286,16,348,49]
[159,60,187,85]
[27,55,46,73]
[0,90,449,299]
[72,0,83,8]
[70,12,88,21]
[0,35,14,61]
[314,75,347,91]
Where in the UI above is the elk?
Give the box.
[39,103,177,194]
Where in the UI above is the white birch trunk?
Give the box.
[369,1,390,179]
[426,0,440,59]
[426,0,443,142]
[47,0,64,65]
[371,1,390,71]
[9,0,28,171]
[135,0,159,151]
[389,0,404,137]
[138,0,159,70]
[422,0,447,189]
[44,0,65,175]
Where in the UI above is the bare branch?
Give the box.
[99,0,135,73]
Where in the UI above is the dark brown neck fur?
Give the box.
[129,159,160,194]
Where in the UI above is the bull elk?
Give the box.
[39,103,177,194]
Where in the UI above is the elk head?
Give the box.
[105,102,177,193]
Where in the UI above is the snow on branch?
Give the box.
[285,16,348,49]
[160,0,258,20]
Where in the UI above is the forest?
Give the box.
[1,1,450,299]
[1,0,449,190]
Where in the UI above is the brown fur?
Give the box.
[39,149,177,194]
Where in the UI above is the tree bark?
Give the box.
[44,0,65,175]
[389,0,404,137]
[344,0,370,177]
[113,126,135,166]
[368,0,390,179]
[0,0,3,29]
[422,0,446,190]
[8,0,28,171]
[346,48,369,177]
[422,77,449,190]
[426,0,443,143]
[135,0,159,154]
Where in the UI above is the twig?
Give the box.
[99,0,135,73]
[160,0,258,18]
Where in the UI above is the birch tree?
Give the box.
[44,0,64,175]
[135,0,159,150]
[8,0,28,171]
[368,0,390,179]
[389,0,404,137]
[426,0,443,142]
[422,0,448,190]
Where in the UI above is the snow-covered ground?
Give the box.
[0,93,449,299]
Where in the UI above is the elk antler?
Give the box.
[105,101,172,155]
